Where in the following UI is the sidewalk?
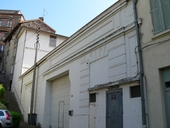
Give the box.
[18,121,41,128]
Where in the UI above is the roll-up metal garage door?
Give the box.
[50,75,70,128]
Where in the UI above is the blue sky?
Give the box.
[1,0,117,36]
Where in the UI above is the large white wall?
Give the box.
[18,0,142,128]
[22,29,66,73]
[12,30,26,97]
[12,27,67,113]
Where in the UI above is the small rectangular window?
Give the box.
[90,93,96,103]
[7,20,12,27]
[49,36,56,47]
[130,85,141,98]
[165,81,170,88]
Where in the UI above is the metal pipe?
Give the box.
[132,0,147,127]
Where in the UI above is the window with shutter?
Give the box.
[150,0,163,34]
[150,0,170,34]
[161,0,170,29]
[49,36,56,47]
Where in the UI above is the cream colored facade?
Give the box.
[12,27,67,98]
[137,0,170,128]
[15,0,145,128]
[4,20,68,91]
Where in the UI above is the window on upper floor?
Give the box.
[49,35,56,47]
[0,45,4,51]
[0,32,4,40]
[0,19,12,27]
[0,31,9,40]
[150,0,170,34]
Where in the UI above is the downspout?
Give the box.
[132,0,147,128]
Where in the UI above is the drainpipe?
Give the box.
[133,0,147,128]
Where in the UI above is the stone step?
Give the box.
[4,91,21,113]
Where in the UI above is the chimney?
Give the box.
[39,17,44,21]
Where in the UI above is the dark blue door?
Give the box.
[162,67,170,128]
[106,89,123,128]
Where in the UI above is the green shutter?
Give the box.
[150,0,163,34]
[161,0,170,30]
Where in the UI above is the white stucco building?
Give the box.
[4,18,68,91]
[15,0,144,128]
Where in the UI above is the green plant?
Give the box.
[0,99,9,108]
[0,84,5,99]
[10,111,22,128]
[0,101,7,110]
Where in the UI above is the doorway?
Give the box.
[161,67,170,128]
[106,89,123,128]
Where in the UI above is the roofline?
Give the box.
[4,18,60,42]
[55,33,69,38]
[4,24,57,42]
[20,26,68,38]
[20,19,56,33]
[0,9,21,13]
[19,0,128,78]
[0,9,25,20]
[0,13,24,17]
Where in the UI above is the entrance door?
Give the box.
[162,68,170,128]
[106,89,123,128]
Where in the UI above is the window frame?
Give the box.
[49,35,57,47]
[90,93,96,103]
[150,0,170,34]
[0,19,12,27]
[130,85,141,98]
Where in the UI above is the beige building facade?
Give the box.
[137,0,170,128]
